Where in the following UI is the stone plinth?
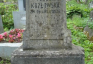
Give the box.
[11,44,84,64]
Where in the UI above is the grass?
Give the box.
[0,16,93,64]
[0,57,10,64]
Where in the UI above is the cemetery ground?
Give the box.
[0,0,93,64]
[1,16,93,64]
[0,57,10,64]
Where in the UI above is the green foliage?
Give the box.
[67,16,93,64]
[67,15,88,28]
[67,15,93,29]
[0,58,10,64]
[66,0,90,18]
[0,0,93,64]
[87,19,93,29]
[0,3,6,15]
[0,3,18,31]
[3,0,17,3]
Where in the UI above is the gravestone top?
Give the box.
[23,0,72,50]
[18,0,25,11]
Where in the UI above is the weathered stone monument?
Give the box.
[0,15,4,33]
[13,11,26,29]
[11,0,85,64]
[13,0,26,29]
[17,0,26,11]
[18,0,25,11]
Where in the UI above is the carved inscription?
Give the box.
[27,0,64,39]
[31,2,60,8]
[30,0,61,13]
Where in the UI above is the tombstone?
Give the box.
[13,0,26,29]
[11,0,85,64]
[18,0,26,11]
[13,11,26,29]
[90,10,93,21]
[0,15,4,33]
[18,0,24,11]
[89,1,93,9]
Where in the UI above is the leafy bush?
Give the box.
[87,19,93,29]
[0,3,18,31]
[67,15,93,29]
[3,0,17,3]
[67,17,93,64]
[66,0,90,18]
[0,3,5,15]
[67,15,88,28]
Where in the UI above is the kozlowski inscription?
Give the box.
[30,0,60,13]
[31,2,60,8]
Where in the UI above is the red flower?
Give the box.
[9,39,14,43]
[17,33,21,38]
[9,35,13,38]
[3,32,8,38]
[0,34,3,42]
[0,29,24,43]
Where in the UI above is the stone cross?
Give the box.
[23,0,72,50]
[0,15,4,33]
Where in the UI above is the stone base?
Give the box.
[11,44,85,64]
